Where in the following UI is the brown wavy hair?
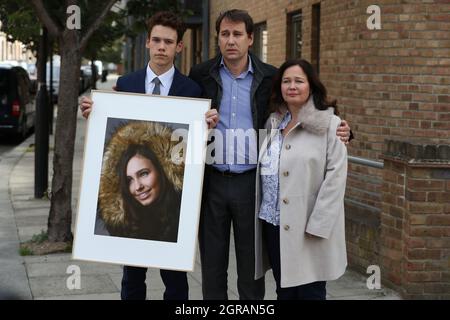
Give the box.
[269,59,339,115]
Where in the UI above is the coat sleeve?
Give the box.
[115,76,123,92]
[305,115,348,239]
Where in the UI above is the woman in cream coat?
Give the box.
[254,59,348,299]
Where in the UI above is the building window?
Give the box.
[287,11,302,59]
[311,3,321,74]
[252,22,267,63]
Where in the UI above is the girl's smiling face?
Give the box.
[126,154,161,206]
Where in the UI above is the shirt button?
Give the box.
[283,171,289,177]
[283,198,289,205]
[284,225,290,231]
[285,144,291,150]
[232,113,236,117]
[233,96,236,100]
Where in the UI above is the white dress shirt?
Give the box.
[145,64,175,96]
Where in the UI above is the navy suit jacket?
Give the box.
[115,67,201,98]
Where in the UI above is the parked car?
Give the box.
[0,65,36,140]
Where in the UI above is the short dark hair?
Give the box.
[269,59,338,114]
[215,9,254,35]
[147,11,186,43]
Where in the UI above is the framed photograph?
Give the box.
[72,90,210,272]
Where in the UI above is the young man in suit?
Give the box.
[80,11,218,300]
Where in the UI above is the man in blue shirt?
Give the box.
[189,9,351,300]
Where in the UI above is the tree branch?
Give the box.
[80,0,118,51]
[30,0,61,38]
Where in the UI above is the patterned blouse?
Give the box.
[258,111,292,226]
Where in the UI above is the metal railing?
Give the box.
[348,156,384,169]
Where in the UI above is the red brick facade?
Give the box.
[382,142,450,299]
[209,0,450,298]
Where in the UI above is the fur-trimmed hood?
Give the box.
[265,96,333,134]
[98,121,185,228]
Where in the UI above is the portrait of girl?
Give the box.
[95,120,186,242]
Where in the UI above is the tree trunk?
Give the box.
[30,0,118,243]
[47,30,81,242]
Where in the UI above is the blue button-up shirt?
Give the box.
[212,57,257,173]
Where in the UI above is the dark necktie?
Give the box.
[152,77,161,95]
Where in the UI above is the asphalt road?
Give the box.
[0,136,18,159]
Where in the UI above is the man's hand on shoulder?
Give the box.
[337,120,352,145]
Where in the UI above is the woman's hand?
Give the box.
[337,120,351,145]
[205,108,219,129]
[79,96,93,119]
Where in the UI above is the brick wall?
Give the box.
[382,141,450,299]
[209,0,449,152]
[209,0,450,298]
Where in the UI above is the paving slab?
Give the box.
[15,215,49,227]
[29,274,117,298]
[18,226,48,242]
[26,260,123,278]
[24,253,72,264]
[36,293,120,300]
[14,207,52,218]
[0,135,34,300]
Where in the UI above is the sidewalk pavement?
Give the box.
[0,76,402,300]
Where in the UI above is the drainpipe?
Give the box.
[202,0,210,61]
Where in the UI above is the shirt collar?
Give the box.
[279,111,292,130]
[220,55,254,78]
[146,64,175,89]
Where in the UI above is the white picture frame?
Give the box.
[72,90,210,272]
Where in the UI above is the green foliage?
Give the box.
[0,0,126,59]
[1,0,194,65]
[19,246,33,256]
[64,242,73,253]
[0,0,40,52]
[97,38,123,64]
[123,0,192,38]
[31,230,48,244]
[84,9,125,61]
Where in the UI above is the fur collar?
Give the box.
[266,96,333,135]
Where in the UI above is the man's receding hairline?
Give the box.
[218,18,251,33]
